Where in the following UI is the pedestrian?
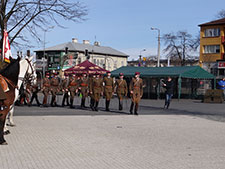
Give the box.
[42,73,51,107]
[50,72,60,107]
[218,77,225,100]
[103,71,114,111]
[89,73,103,111]
[79,73,89,108]
[61,74,70,107]
[115,73,128,110]
[68,74,79,108]
[129,72,143,115]
[29,80,41,106]
[89,74,96,110]
[162,77,174,109]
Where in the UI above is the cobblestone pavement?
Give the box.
[1,97,225,169]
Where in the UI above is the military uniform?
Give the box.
[79,74,89,108]
[103,73,114,111]
[90,74,103,111]
[129,72,143,115]
[68,75,79,108]
[89,75,95,110]
[50,74,60,106]
[61,77,69,107]
[29,83,40,106]
[115,73,127,110]
[42,74,51,106]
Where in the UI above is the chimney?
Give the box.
[83,40,90,44]
[94,41,100,46]
[72,38,78,43]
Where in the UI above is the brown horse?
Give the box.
[0,57,20,145]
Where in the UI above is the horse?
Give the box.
[3,56,36,135]
[0,57,20,145]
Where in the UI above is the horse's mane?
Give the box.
[0,57,20,85]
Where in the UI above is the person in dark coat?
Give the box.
[162,77,174,109]
[29,81,41,106]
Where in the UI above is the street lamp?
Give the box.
[151,27,160,67]
[42,26,54,77]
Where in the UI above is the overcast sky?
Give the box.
[13,0,224,60]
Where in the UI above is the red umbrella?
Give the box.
[64,60,109,75]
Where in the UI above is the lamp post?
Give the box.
[42,26,54,77]
[151,27,160,67]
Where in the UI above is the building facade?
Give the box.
[199,18,225,77]
[35,38,128,74]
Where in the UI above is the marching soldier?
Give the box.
[68,73,79,108]
[129,72,143,115]
[61,74,70,107]
[89,74,96,110]
[42,73,51,107]
[115,73,128,110]
[90,73,103,111]
[103,71,114,111]
[50,72,60,107]
[79,73,89,108]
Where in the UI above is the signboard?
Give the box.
[218,61,225,69]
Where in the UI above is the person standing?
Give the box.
[129,72,143,115]
[89,74,96,110]
[50,72,60,107]
[218,77,225,100]
[103,72,114,111]
[79,73,89,108]
[61,75,70,107]
[68,74,79,108]
[29,80,41,106]
[115,73,128,110]
[42,73,51,107]
[90,73,103,111]
[162,77,174,109]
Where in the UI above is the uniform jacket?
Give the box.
[103,77,114,93]
[129,77,143,96]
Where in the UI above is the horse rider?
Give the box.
[61,74,70,107]
[115,73,128,111]
[103,71,115,111]
[42,72,51,107]
[68,73,79,108]
[79,72,89,108]
[90,72,103,111]
[129,72,143,115]
[89,74,96,110]
[0,85,7,111]
[50,72,60,107]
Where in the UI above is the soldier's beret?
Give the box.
[46,73,50,76]
[119,73,124,76]
[135,72,140,75]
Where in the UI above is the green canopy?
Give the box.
[111,66,215,79]
[112,66,215,99]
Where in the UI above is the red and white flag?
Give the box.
[2,30,12,63]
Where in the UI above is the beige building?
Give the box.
[35,38,128,74]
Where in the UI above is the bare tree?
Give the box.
[162,31,199,66]
[0,0,88,49]
[216,9,225,19]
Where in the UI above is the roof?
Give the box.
[64,60,108,74]
[35,42,128,57]
[199,17,225,27]
[111,66,215,79]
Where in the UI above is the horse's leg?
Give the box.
[3,122,10,135]
[0,118,7,145]
[6,105,15,126]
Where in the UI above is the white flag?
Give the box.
[2,30,12,63]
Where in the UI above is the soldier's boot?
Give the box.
[130,102,134,114]
[62,96,66,107]
[70,98,74,108]
[134,103,138,115]
[119,100,123,110]
[90,99,95,111]
[50,96,54,107]
[42,96,48,107]
[83,98,86,108]
[105,100,110,111]
[94,101,99,111]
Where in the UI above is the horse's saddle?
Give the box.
[0,76,9,92]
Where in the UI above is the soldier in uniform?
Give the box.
[79,73,89,108]
[29,80,41,106]
[90,73,103,111]
[103,71,114,111]
[129,72,143,115]
[68,73,79,108]
[61,74,70,107]
[42,73,51,107]
[50,72,60,107]
[115,73,128,110]
[89,74,96,110]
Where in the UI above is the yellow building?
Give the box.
[199,18,225,76]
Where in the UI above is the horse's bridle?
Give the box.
[18,58,35,82]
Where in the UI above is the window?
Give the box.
[121,61,124,66]
[114,60,117,69]
[100,59,104,67]
[204,28,220,37]
[203,45,220,54]
[97,59,99,66]
[93,59,96,64]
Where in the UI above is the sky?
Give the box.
[15,0,225,60]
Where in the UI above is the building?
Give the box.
[35,38,128,74]
[199,18,225,77]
